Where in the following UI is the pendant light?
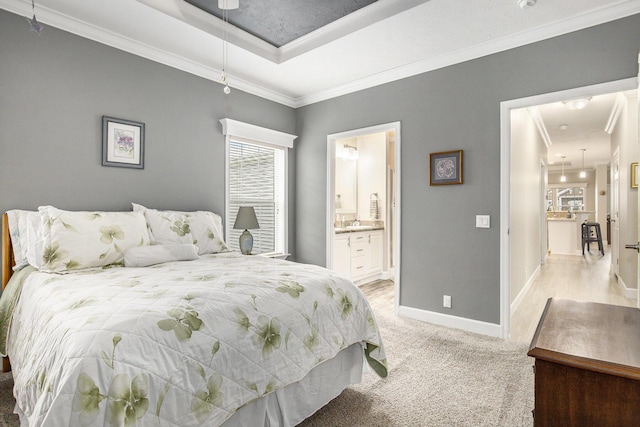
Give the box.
[219,0,238,95]
[579,149,586,178]
[560,156,567,183]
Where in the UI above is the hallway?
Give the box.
[510,246,638,343]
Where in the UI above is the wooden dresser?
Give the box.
[528,298,640,426]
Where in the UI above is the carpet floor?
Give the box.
[0,281,534,426]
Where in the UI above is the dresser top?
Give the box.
[528,298,640,380]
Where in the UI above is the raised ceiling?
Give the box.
[1,0,639,107]
[183,0,379,47]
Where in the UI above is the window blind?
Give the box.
[228,139,285,255]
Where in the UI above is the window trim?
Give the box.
[220,118,297,257]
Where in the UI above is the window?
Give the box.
[220,119,296,257]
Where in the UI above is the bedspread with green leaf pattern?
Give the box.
[4,253,386,426]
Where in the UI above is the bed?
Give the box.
[0,207,387,426]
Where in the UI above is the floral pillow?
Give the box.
[132,203,228,254]
[38,206,151,273]
[5,210,33,271]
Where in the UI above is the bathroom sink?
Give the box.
[345,225,374,230]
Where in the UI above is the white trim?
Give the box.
[397,305,502,338]
[500,77,638,339]
[219,118,297,148]
[510,264,541,317]
[3,0,639,107]
[137,0,430,64]
[616,275,638,300]
[221,119,295,256]
[605,93,628,134]
[527,107,552,148]
[326,122,402,316]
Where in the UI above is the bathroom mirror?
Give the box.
[335,158,357,214]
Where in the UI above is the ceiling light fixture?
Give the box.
[560,156,567,183]
[563,97,592,111]
[517,0,537,9]
[559,124,568,131]
[219,0,239,95]
[579,149,586,178]
[26,0,44,34]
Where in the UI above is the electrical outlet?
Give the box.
[443,295,452,308]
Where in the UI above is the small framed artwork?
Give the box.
[631,162,638,189]
[102,116,145,169]
[430,150,463,185]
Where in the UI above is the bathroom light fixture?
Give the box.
[219,0,238,95]
[517,0,537,9]
[560,156,567,182]
[579,149,586,178]
[337,144,359,160]
[563,97,592,111]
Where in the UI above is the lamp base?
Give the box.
[239,229,254,255]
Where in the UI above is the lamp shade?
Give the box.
[233,207,259,230]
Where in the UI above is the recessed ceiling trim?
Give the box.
[277,0,431,63]
[137,0,431,64]
[136,0,279,62]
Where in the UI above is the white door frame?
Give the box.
[500,77,637,339]
[326,122,401,313]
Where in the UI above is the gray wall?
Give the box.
[295,14,640,325]
[0,10,297,280]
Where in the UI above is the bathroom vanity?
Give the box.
[333,227,383,284]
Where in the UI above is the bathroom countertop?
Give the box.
[334,226,385,234]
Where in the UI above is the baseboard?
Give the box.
[510,264,541,316]
[397,305,501,338]
[616,275,637,299]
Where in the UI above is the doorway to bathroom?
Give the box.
[326,122,401,312]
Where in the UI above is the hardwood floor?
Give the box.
[510,246,638,343]
[359,250,638,345]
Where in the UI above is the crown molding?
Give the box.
[0,0,298,106]
[605,92,628,134]
[295,1,640,106]
[2,0,639,108]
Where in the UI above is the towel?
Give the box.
[124,244,199,267]
[370,193,379,220]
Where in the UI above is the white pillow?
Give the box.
[5,210,33,271]
[124,244,199,267]
[26,212,44,269]
[38,206,152,273]
[132,203,228,254]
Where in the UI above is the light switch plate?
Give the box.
[476,215,490,228]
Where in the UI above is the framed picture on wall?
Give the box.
[102,116,145,169]
[632,162,638,189]
[430,150,463,185]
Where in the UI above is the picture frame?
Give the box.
[102,116,145,169]
[430,150,463,185]
[632,162,638,189]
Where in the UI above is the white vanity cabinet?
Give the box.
[333,229,383,283]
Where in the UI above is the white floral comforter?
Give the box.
[4,253,387,426]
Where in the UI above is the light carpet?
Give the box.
[0,284,534,426]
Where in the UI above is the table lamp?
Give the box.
[233,206,259,255]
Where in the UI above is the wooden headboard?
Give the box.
[2,213,15,292]
[2,213,14,372]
